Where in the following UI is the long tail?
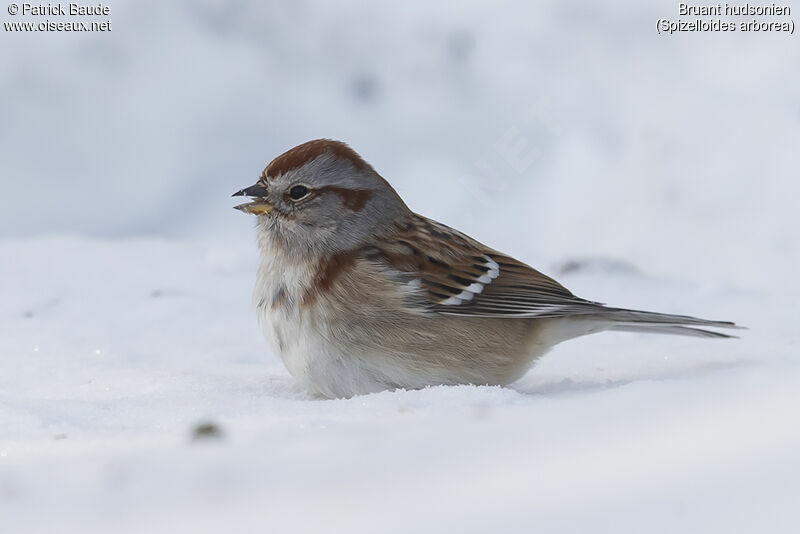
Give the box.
[591,307,743,339]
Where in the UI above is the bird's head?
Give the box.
[233,139,408,257]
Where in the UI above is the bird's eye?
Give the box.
[288,185,310,201]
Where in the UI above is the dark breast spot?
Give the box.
[272,286,291,311]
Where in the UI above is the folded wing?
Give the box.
[362,214,740,337]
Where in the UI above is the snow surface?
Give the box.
[2,1,799,532]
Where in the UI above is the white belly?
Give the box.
[254,252,393,398]
[260,306,397,398]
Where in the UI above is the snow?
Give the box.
[2,0,799,532]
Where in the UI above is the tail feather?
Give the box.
[609,324,738,339]
[588,306,743,339]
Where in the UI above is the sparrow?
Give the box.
[233,139,740,399]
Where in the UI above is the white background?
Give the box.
[1,1,799,532]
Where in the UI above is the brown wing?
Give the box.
[361,214,603,318]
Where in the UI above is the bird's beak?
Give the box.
[232,183,273,215]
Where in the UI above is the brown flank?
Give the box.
[302,251,358,306]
